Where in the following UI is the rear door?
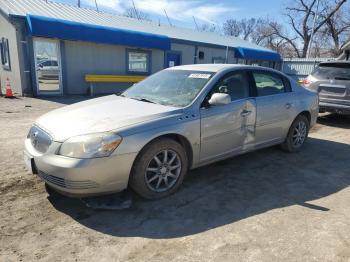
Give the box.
[251,70,296,146]
[200,70,256,162]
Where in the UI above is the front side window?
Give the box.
[122,70,214,107]
[211,71,250,101]
[0,38,11,70]
[127,50,150,74]
[253,71,285,96]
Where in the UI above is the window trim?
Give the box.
[250,69,290,97]
[126,48,151,75]
[1,38,11,71]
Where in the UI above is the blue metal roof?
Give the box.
[235,47,282,62]
[1,0,282,61]
[26,15,171,50]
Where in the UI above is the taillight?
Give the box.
[299,78,312,88]
[302,79,310,85]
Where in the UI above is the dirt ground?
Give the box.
[0,96,350,262]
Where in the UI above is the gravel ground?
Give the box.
[0,96,350,262]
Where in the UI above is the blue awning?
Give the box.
[235,47,282,62]
[26,15,171,50]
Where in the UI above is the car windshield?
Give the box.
[312,63,350,80]
[121,70,214,107]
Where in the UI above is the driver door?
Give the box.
[200,70,256,162]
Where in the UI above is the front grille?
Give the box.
[38,170,98,189]
[27,126,52,153]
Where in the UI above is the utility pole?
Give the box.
[306,0,320,58]
[77,0,81,8]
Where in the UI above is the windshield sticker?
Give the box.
[188,73,211,79]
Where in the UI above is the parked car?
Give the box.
[24,64,319,199]
[36,59,59,80]
[302,61,350,115]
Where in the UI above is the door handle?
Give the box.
[285,103,294,109]
[240,110,252,117]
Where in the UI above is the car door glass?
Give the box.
[253,72,285,96]
[211,71,250,101]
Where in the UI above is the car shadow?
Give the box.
[49,137,350,239]
[317,113,350,129]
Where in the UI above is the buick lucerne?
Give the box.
[24,64,319,199]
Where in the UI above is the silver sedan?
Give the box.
[24,64,319,199]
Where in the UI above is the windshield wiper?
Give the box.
[131,97,156,104]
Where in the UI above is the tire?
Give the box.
[281,114,310,153]
[130,138,188,199]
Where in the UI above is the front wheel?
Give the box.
[130,138,188,199]
[281,115,310,153]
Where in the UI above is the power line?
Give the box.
[164,9,172,26]
[94,0,99,12]
[131,0,141,20]
[192,16,199,31]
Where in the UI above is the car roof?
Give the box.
[319,60,350,64]
[165,64,284,75]
[166,64,247,73]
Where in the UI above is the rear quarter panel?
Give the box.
[291,80,319,127]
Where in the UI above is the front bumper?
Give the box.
[24,138,137,197]
[319,100,350,115]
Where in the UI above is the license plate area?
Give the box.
[319,85,346,96]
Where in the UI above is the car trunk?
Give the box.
[309,63,350,104]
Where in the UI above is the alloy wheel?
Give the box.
[145,150,182,193]
[292,120,307,147]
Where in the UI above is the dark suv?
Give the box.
[303,61,350,115]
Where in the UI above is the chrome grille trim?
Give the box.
[38,170,98,189]
[27,126,52,153]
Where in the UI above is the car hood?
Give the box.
[35,95,181,142]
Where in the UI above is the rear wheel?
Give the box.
[281,115,309,153]
[130,138,188,199]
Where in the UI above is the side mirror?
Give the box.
[209,93,231,106]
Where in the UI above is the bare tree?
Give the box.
[124,8,151,21]
[321,7,350,56]
[278,0,348,57]
[223,17,295,57]
[223,18,262,40]
[199,23,219,33]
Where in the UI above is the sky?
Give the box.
[54,0,285,29]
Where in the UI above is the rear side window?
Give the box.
[312,63,350,80]
[253,71,286,96]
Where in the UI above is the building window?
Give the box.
[127,50,150,74]
[198,51,205,60]
[212,57,226,64]
[0,38,11,70]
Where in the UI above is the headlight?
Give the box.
[59,132,122,159]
